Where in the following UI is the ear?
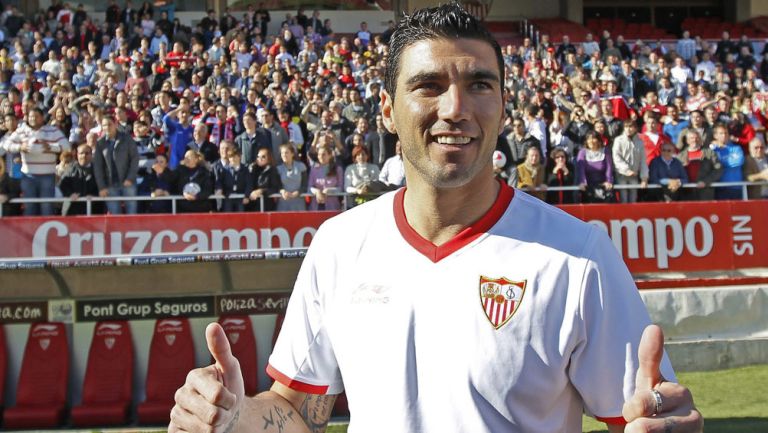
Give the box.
[380,88,397,134]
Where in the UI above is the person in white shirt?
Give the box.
[379,140,405,188]
[169,5,703,433]
[694,51,716,82]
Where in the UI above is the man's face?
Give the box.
[77,146,92,166]
[381,38,504,188]
[102,118,117,137]
[28,111,43,129]
[750,141,765,158]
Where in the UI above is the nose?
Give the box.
[437,84,470,124]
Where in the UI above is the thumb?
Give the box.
[206,322,244,393]
[635,324,665,390]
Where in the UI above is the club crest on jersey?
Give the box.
[479,276,526,329]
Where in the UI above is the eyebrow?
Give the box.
[404,69,500,87]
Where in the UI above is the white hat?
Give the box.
[492,150,507,169]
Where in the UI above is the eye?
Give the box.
[471,81,494,91]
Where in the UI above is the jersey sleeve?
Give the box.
[568,227,676,424]
[267,223,344,395]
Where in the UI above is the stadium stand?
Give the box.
[219,315,259,396]
[71,320,134,427]
[3,322,69,429]
[137,318,195,425]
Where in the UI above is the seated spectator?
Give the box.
[577,131,615,203]
[276,143,307,211]
[174,149,213,213]
[308,144,343,211]
[677,130,723,201]
[649,141,688,202]
[248,147,282,212]
[743,138,768,199]
[511,145,546,201]
[545,147,575,205]
[344,144,380,206]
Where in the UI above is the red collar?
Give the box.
[393,181,514,263]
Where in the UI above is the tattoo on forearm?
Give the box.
[299,394,336,433]
[262,405,296,432]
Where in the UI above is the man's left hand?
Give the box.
[622,325,703,432]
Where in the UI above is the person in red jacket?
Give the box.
[639,113,671,167]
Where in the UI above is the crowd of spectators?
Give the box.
[0,1,767,216]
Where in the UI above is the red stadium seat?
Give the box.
[71,321,134,427]
[3,322,69,429]
[137,318,195,425]
[219,316,259,396]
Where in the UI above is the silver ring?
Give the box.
[651,389,663,416]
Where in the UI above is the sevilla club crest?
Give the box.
[479,276,526,329]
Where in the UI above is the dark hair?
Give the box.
[384,2,503,100]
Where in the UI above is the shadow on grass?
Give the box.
[585,417,768,433]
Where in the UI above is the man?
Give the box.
[170,5,702,433]
[58,144,101,215]
[743,137,768,199]
[3,108,69,216]
[93,116,139,215]
[234,112,271,166]
[503,116,541,169]
[163,100,195,169]
[187,123,218,164]
[259,109,289,165]
[710,123,745,200]
[649,141,688,202]
[612,120,649,203]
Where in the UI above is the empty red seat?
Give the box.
[219,316,259,396]
[3,322,69,428]
[138,318,195,425]
[71,321,134,427]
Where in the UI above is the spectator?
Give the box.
[259,108,289,165]
[512,145,546,201]
[93,116,139,214]
[612,120,649,203]
[649,141,688,202]
[174,149,213,213]
[308,144,343,210]
[577,131,614,203]
[276,143,307,211]
[0,156,21,216]
[163,100,195,169]
[677,130,723,201]
[248,147,282,211]
[545,147,575,205]
[344,144,380,206]
[503,116,540,169]
[235,111,272,166]
[710,123,745,200]
[3,107,70,216]
[59,143,101,215]
[216,148,251,213]
[743,137,768,199]
[188,123,218,164]
[379,140,405,189]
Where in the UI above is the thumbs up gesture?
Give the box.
[622,325,703,433]
[169,323,245,433]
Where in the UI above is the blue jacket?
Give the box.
[163,114,195,169]
[712,143,744,184]
[649,156,688,185]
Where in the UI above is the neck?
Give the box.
[403,165,499,246]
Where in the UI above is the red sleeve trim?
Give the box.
[266,364,330,395]
[595,415,627,425]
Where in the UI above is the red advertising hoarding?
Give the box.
[0,201,765,274]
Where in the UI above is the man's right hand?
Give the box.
[99,189,109,198]
[169,323,245,433]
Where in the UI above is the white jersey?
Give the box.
[268,183,675,433]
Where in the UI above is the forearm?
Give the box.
[236,391,312,433]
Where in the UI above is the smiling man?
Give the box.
[169,4,702,433]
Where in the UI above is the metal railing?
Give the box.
[1,180,766,217]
